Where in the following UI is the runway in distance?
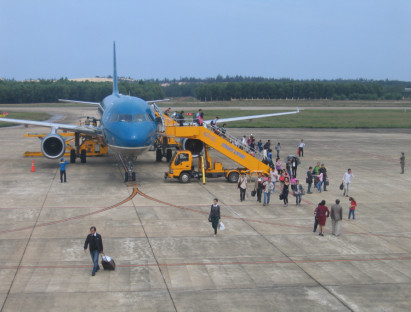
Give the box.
[0,42,299,181]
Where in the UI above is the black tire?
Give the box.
[166,149,173,162]
[80,149,86,163]
[124,172,129,182]
[70,149,76,163]
[228,172,240,183]
[156,149,162,162]
[179,172,191,183]
[131,172,136,181]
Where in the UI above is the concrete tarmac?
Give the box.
[0,107,411,311]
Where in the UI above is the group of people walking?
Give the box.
[313,197,357,236]
[237,169,304,207]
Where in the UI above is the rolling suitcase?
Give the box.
[101,254,116,270]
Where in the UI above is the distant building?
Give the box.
[403,88,411,98]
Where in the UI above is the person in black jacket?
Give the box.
[208,198,221,237]
[306,166,313,194]
[84,226,104,276]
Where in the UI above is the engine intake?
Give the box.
[41,134,66,159]
[181,138,204,156]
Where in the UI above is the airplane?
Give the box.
[0,42,299,182]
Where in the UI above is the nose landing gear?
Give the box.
[118,154,136,182]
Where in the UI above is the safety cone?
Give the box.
[31,160,35,172]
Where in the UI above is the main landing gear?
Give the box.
[156,148,173,162]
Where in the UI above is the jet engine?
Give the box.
[41,133,66,159]
[181,138,204,156]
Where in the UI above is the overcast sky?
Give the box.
[1,0,410,81]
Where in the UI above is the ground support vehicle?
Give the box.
[163,124,271,183]
[165,146,251,183]
[23,132,108,163]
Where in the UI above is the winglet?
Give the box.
[113,42,119,96]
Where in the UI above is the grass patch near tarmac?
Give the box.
[187,109,411,128]
[0,112,51,127]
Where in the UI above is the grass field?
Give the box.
[0,112,51,127]
[1,102,410,128]
[183,109,411,128]
[159,98,411,108]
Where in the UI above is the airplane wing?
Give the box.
[147,99,170,104]
[59,99,101,105]
[0,118,102,136]
[203,109,299,125]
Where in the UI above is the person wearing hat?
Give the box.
[59,157,69,183]
[400,152,405,174]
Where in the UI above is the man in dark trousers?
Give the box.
[59,158,69,183]
[400,152,405,174]
[306,166,313,194]
[84,226,103,276]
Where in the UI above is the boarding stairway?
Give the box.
[162,123,271,175]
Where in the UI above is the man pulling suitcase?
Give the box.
[84,226,103,276]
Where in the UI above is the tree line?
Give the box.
[163,79,407,101]
[0,78,165,104]
[0,77,408,104]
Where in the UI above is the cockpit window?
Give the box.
[109,114,119,122]
[133,114,146,122]
[108,112,155,123]
[119,114,133,122]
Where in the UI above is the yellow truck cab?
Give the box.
[165,149,250,183]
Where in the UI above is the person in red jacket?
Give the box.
[348,197,357,220]
[315,200,330,236]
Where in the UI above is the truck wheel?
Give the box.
[70,149,76,163]
[166,149,173,162]
[228,172,239,183]
[156,149,162,162]
[80,149,87,163]
[179,172,191,183]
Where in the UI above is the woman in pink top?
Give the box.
[316,172,323,192]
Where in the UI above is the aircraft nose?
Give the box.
[106,122,156,148]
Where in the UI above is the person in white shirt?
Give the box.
[237,173,248,202]
[263,177,274,206]
[342,168,354,197]
[270,169,278,194]
[298,139,305,157]
[241,136,247,149]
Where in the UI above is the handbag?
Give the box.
[251,190,256,197]
[208,217,211,222]
[339,183,344,190]
[219,222,225,230]
[279,193,284,200]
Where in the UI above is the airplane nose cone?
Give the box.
[104,122,156,148]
